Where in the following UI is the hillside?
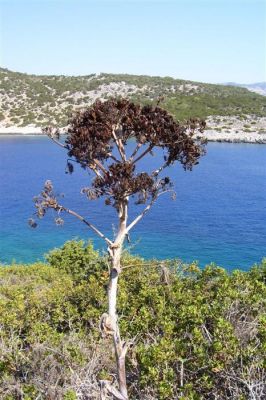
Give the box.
[225,82,266,96]
[1,68,266,129]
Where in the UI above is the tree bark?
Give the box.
[107,201,128,399]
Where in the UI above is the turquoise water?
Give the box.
[0,136,265,270]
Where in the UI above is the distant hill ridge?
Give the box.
[0,67,265,128]
[224,82,266,96]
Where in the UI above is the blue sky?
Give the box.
[0,0,265,83]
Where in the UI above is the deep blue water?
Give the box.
[0,136,265,270]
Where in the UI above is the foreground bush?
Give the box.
[0,240,265,399]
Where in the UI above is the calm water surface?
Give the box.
[0,136,265,270]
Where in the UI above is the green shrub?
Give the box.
[0,241,265,399]
[46,239,104,281]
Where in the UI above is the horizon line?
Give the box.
[0,66,264,86]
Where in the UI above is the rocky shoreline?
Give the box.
[202,115,266,144]
[0,117,265,144]
[199,130,266,144]
[0,126,44,135]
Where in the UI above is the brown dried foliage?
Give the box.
[66,98,205,165]
[33,98,205,224]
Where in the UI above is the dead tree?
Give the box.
[30,98,206,399]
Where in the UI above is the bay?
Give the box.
[0,135,265,270]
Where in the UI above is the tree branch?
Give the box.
[90,166,104,180]
[59,205,112,245]
[112,128,126,161]
[93,159,108,175]
[129,142,143,161]
[152,161,169,177]
[48,136,68,149]
[126,191,168,232]
[108,153,121,163]
[133,144,154,164]
[100,381,127,400]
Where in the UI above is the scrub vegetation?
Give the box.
[1,67,265,127]
[0,241,265,399]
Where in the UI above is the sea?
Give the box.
[0,135,265,271]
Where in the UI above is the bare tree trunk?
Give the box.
[106,202,128,399]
